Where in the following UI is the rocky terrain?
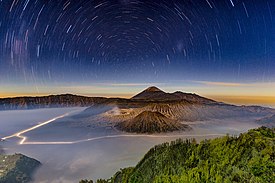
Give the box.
[1,86,275,134]
[0,154,40,183]
[131,86,216,104]
[115,111,190,133]
[0,94,107,110]
[257,114,275,127]
[94,87,274,133]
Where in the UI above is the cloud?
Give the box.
[103,83,164,87]
[194,81,253,87]
[60,82,164,88]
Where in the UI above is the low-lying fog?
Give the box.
[0,107,266,183]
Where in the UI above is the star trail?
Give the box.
[0,0,274,98]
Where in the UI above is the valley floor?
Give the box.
[0,108,264,182]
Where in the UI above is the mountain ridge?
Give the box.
[257,114,275,127]
[0,86,218,110]
[1,87,275,135]
[131,86,216,104]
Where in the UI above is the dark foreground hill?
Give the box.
[80,127,275,183]
[0,154,40,183]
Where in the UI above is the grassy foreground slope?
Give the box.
[0,154,40,183]
[81,127,275,183]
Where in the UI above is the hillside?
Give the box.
[81,127,275,183]
[115,111,190,133]
[0,146,4,155]
[0,94,107,110]
[1,87,275,135]
[67,87,274,134]
[131,86,216,104]
[0,87,216,110]
[257,114,275,127]
[0,154,41,183]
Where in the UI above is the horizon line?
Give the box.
[1,92,275,106]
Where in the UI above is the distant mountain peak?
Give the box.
[144,86,163,92]
[131,86,165,100]
[131,86,216,103]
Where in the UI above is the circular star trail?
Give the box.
[0,0,274,84]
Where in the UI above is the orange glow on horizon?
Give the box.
[0,92,133,99]
[208,95,275,106]
[1,92,275,107]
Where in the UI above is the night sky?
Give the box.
[0,0,275,100]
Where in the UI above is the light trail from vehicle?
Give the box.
[1,110,225,145]
[2,110,81,144]
[20,133,225,145]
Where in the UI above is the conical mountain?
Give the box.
[131,86,172,101]
[143,86,163,92]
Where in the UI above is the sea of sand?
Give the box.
[0,107,269,183]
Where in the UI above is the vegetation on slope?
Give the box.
[0,154,40,183]
[80,127,275,183]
